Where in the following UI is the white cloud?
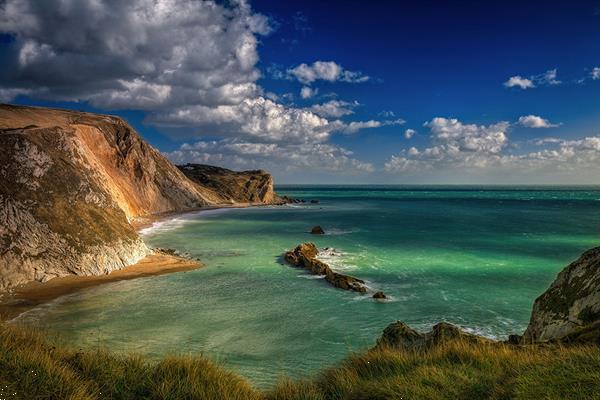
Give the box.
[287,61,369,85]
[300,86,318,99]
[592,67,600,80]
[379,110,396,118]
[504,76,535,89]
[0,0,394,176]
[385,117,510,172]
[517,115,560,128]
[504,69,560,89]
[404,129,416,139]
[308,100,357,118]
[385,116,600,181]
[338,118,405,134]
[165,139,375,174]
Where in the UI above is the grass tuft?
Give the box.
[1,323,599,399]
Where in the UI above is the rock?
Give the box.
[376,321,492,350]
[284,243,368,293]
[177,164,281,205]
[507,334,522,345]
[310,199,319,204]
[311,225,325,234]
[522,246,600,343]
[373,291,387,299]
[377,321,424,349]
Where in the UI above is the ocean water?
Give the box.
[17,186,600,387]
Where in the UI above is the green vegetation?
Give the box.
[1,323,599,400]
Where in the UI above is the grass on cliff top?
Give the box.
[1,323,599,400]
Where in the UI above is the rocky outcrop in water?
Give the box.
[284,243,370,293]
[522,246,600,343]
[0,104,282,292]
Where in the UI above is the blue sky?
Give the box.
[1,0,599,183]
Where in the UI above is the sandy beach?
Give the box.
[0,253,202,321]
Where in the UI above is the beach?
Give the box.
[0,253,202,321]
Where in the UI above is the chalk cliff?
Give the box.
[0,104,279,291]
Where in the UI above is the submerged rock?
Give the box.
[522,246,600,343]
[310,199,319,204]
[373,291,387,299]
[284,243,368,293]
[376,321,492,350]
[311,225,325,234]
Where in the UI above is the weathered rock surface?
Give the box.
[310,226,325,234]
[522,246,600,343]
[177,164,281,205]
[284,243,369,293]
[0,104,281,291]
[376,321,492,350]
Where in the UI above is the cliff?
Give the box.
[178,164,281,205]
[0,104,279,292]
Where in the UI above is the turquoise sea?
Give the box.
[17,186,600,387]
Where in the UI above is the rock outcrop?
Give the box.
[284,243,370,293]
[178,164,281,205]
[376,321,492,350]
[0,104,282,292]
[522,246,600,343]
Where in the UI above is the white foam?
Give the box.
[138,207,240,236]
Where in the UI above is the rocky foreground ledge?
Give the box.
[378,245,600,348]
[284,243,386,298]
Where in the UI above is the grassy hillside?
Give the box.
[1,323,599,400]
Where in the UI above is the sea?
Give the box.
[16,185,600,387]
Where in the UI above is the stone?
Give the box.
[373,291,387,299]
[311,225,325,234]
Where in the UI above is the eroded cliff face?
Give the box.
[0,105,280,292]
[522,247,600,343]
[177,164,281,205]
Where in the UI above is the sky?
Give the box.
[0,0,599,184]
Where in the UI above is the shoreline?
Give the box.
[0,203,279,322]
[0,253,202,321]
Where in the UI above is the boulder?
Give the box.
[373,291,387,299]
[376,321,492,350]
[310,200,320,204]
[311,226,325,234]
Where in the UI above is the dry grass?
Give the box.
[266,341,600,400]
[0,324,261,400]
[1,323,599,399]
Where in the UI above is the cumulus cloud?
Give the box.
[300,86,318,99]
[385,117,510,172]
[504,69,560,89]
[592,67,600,80]
[385,116,600,181]
[308,100,358,118]
[0,0,395,174]
[287,61,369,85]
[518,115,561,128]
[165,139,375,174]
[404,129,416,139]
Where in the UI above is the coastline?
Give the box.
[0,203,276,322]
[0,253,202,321]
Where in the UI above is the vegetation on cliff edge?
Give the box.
[1,323,599,400]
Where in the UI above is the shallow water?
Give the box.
[18,186,600,387]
